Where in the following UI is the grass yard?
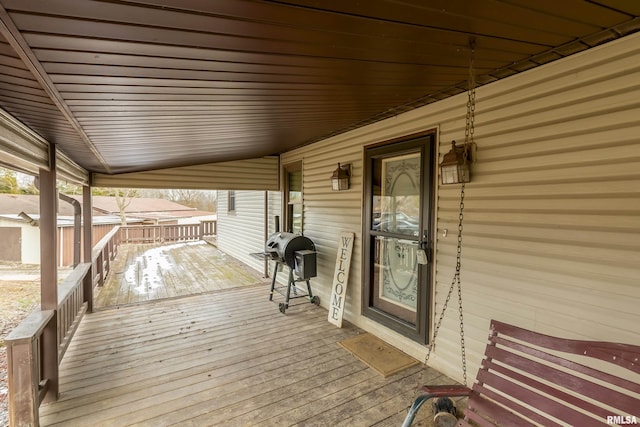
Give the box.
[0,280,40,336]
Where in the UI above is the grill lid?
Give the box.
[265,232,316,267]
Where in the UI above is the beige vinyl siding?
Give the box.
[267,190,281,236]
[93,156,279,190]
[281,32,640,384]
[0,107,49,174]
[217,190,280,274]
[265,190,282,279]
[281,145,363,319]
[56,149,89,186]
[0,108,89,184]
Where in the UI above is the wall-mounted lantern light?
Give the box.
[440,141,472,185]
[331,163,351,191]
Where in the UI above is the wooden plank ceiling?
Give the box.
[0,0,638,175]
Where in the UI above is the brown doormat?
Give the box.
[338,333,420,377]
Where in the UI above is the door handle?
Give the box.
[417,231,430,264]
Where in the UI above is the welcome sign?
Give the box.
[328,232,355,328]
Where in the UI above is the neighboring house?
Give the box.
[78,196,216,225]
[0,213,40,264]
[0,194,214,266]
[0,194,89,265]
[0,212,131,266]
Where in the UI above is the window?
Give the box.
[284,162,302,234]
[228,190,236,213]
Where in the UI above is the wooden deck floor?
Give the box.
[40,285,454,426]
[94,241,265,309]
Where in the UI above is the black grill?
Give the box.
[261,232,319,313]
[265,232,315,271]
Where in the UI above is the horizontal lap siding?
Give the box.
[281,142,363,319]
[282,33,640,383]
[267,191,281,237]
[434,33,640,381]
[93,156,279,190]
[218,190,280,275]
[434,32,640,381]
[0,109,88,183]
[56,149,89,185]
[0,108,49,174]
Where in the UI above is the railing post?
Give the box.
[6,310,55,427]
[7,338,39,426]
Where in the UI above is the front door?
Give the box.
[363,134,435,342]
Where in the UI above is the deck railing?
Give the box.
[200,219,217,237]
[57,263,91,361]
[92,226,121,287]
[5,220,216,426]
[5,226,121,426]
[119,221,216,244]
[5,261,93,426]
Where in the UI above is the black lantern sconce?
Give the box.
[440,141,473,185]
[330,163,351,191]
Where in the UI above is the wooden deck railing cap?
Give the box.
[92,226,120,260]
[58,263,91,304]
[5,309,54,343]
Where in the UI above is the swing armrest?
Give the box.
[419,384,470,396]
[401,385,471,427]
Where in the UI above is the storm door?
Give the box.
[363,135,435,343]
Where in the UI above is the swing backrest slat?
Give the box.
[463,320,640,426]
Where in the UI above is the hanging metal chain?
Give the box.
[424,181,467,386]
[456,182,468,386]
[423,40,475,387]
[465,46,476,150]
